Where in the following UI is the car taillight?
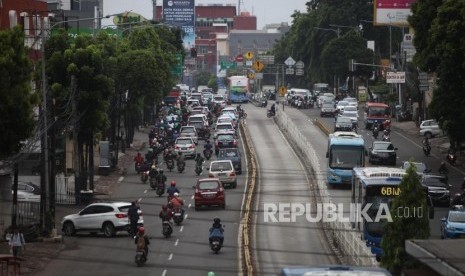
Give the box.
[115,213,127,219]
[175,146,180,150]
[230,172,236,177]
[233,140,237,146]
[218,187,224,193]
[209,173,214,178]
[190,144,195,149]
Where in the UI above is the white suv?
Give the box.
[419,119,442,138]
[209,160,237,188]
[61,202,143,237]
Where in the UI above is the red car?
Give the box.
[193,178,225,210]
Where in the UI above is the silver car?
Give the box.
[180,126,199,144]
[208,160,237,188]
[174,137,197,158]
[419,119,442,138]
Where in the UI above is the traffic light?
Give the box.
[190,47,197,58]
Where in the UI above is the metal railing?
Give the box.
[55,174,76,205]
[274,106,378,266]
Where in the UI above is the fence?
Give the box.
[274,106,378,266]
[55,174,75,205]
[16,201,40,225]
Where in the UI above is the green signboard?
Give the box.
[170,53,183,77]
[220,61,236,70]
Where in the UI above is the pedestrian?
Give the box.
[128,201,140,238]
[8,227,26,257]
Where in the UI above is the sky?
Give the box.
[102,0,309,30]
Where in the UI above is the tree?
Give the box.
[0,27,38,159]
[381,162,430,275]
[409,0,465,148]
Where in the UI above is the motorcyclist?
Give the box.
[195,153,204,166]
[270,103,276,115]
[134,227,150,259]
[145,148,155,164]
[383,119,391,131]
[159,204,173,222]
[203,140,213,155]
[382,129,390,141]
[169,192,185,217]
[422,137,431,147]
[209,218,224,246]
[167,181,180,200]
[439,161,449,174]
[128,201,140,238]
[172,130,179,141]
[134,152,144,164]
[148,165,158,179]
[372,122,380,138]
[176,152,186,167]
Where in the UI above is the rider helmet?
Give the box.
[151,165,156,170]
[159,169,164,174]
[138,227,145,234]
[148,148,153,152]
[213,218,221,224]
[171,181,176,186]
[206,140,210,144]
[162,205,167,210]
[174,192,179,197]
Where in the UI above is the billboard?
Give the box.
[163,0,195,51]
[374,0,416,26]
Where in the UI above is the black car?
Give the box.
[218,148,242,174]
[334,116,355,132]
[214,133,237,155]
[368,141,397,165]
[421,174,451,206]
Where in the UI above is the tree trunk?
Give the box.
[88,132,94,191]
[71,75,81,204]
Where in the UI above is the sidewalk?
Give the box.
[0,130,148,275]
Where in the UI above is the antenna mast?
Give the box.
[238,0,245,15]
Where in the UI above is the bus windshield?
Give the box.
[329,146,363,169]
[364,186,398,237]
[367,106,390,117]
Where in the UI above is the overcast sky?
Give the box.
[102,0,309,29]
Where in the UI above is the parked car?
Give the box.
[320,103,336,117]
[174,137,197,158]
[11,181,41,202]
[208,160,237,188]
[441,205,465,239]
[368,141,398,165]
[61,202,144,237]
[193,178,225,210]
[180,126,199,144]
[421,174,451,207]
[215,133,238,155]
[419,119,442,138]
[218,148,242,174]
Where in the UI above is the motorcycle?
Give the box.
[267,109,275,118]
[447,152,457,166]
[382,134,390,142]
[438,163,449,175]
[172,208,184,225]
[166,158,175,172]
[149,177,157,189]
[372,126,379,139]
[195,162,203,176]
[203,149,213,160]
[135,162,142,173]
[451,192,465,206]
[423,145,431,157]
[141,171,149,184]
[210,237,222,254]
[162,220,173,238]
[177,160,185,173]
[135,248,147,267]
[156,181,165,197]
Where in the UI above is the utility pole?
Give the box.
[71,75,81,204]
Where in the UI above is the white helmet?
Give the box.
[173,192,179,197]
[151,165,156,169]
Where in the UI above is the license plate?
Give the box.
[182,147,187,150]
[203,194,214,198]
[219,173,227,176]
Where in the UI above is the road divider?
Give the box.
[274,107,378,266]
[238,118,258,274]
[314,118,332,136]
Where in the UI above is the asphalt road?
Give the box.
[244,104,337,275]
[284,102,465,239]
[36,128,247,275]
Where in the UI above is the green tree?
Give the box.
[409,0,465,147]
[0,27,38,158]
[381,162,430,275]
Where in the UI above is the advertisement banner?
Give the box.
[374,0,416,26]
[163,0,195,51]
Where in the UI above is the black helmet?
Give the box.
[159,169,164,174]
[213,218,221,224]
[206,140,210,144]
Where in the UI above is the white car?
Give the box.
[336,101,349,113]
[340,110,358,125]
[213,95,226,107]
[217,115,236,129]
[209,160,237,188]
[419,119,442,138]
[174,137,197,158]
[61,202,144,237]
[214,122,236,138]
[180,126,199,144]
[342,105,357,114]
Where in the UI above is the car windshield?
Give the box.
[322,104,333,108]
[214,96,224,101]
[210,162,232,171]
[190,110,203,115]
[336,117,352,124]
[404,162,426,172]
[218,134,234,141]
[368,106,390,116]
[342,111,358,118]
[176,139,192,145]
[329,145,364,169]
[373,143,394,151]
[344,106,357,112]
[198,181,219,190]
[217,124,232,130]
[182,128,194,133]
[423,177,447,187]
[449,212,465,223]
[338,101,349,107]
[219,149,238,157]
[344,98,357,103]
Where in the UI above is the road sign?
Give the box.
[279,86,287,96]
[247,72,255,80]
[285,67,295,75]
[255,73,263,79]
[295,61,304,69]
[418,72,428,81]
[235,54,244,62]
[386,72,406,83]
[252,60,265,72]
[245,51,254,60]
[259,55,275,65]
[284,57,296,67]
[245,60,253,67]
[295,69,304,76]
[220,61,236,70]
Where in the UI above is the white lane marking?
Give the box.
[168,253,173,260]
[175,239,179,246]
[162,270,167,276]
[188,203,192,209]
[184,214,188,220]
[191,195,194,200]
[118,176,124,182]
[180,226,184,232]
[144,190,148,194]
